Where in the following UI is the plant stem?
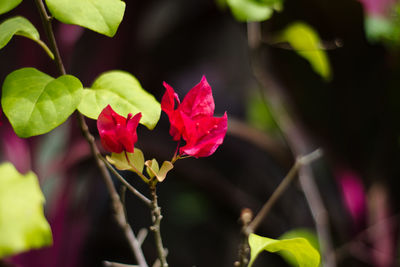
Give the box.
[245,149,322,235]
[247,21,336,267]
[235,149,322,267]
[102,157,151,207]
[34,0,65,75]
[34,1,148,266]
[149,186,168,267]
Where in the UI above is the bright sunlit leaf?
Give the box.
[226,0,282,22]
[145,158,159,179]
[1,68,83,137]
[45,0,125,37]
[0,162,52,258]
[106,149,145,173]
[279,22,331,80]
[279,228,320,267]
[248,233,320,267]
[0,16,54,58]
[0,0,22,15]
[78,70,161,130]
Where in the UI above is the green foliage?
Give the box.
[106,149,145,173]
[246,91,279,133]
[78,70,161,130]
[226,0,282,22]
[45,0,125,37]
[279,22,331,80]
[0,0,22,15]
[0,16,54,58]
[145,160,173,182]
[248,233,320,267]
[0,162,52,258]
[279,229,320,267]
[1,68,83,138]
[365,15,400,45]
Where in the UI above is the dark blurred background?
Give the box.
[1,0,400,266]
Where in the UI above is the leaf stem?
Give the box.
[149,186,168,267]
[33,0,65,74]
[236,149,322,267]
[34,1,148,266]
[102,157,151,207]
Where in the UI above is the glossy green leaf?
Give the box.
[106,149,145,173]
[279,229,320,267]
[0,0,22,15]
[1,68,83,137]
[45,0,125,37]
[0,162,52,258]
[248,233,320,267]
[0,16,54,58]
[78,70,161,130]
[226,0,282,22]
[279,22,331,80]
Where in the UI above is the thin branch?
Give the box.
[34,1,148,266]
[247,21,336,267]
[34,0,65,74]
[245,149,323,235]
[104,261,138,267]
[102,157,151,207]
[149,187,168,267]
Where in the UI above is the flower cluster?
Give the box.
[97,105,141,153]
[161,76,227,158]
[97,76,227,159]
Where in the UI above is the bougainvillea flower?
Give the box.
[161,76,227,158]
[97,105,142,153]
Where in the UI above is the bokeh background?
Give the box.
[1,0,400,266]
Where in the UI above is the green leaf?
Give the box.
[226,0,282,22]
[145,158,159,179]
[279,229,320,267]
[45,0,125,37]
[248,233,320,267]
[1,67,83,138]
[78,70,161,130]
[278,22,331,80]
[106,149,145,173]
[0,16,54,59]
[145,160,173,182]
[0,0,22,15]
[0,162,52,258]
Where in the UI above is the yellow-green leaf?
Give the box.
[248,233,320,267]
[279,22,331,80]
[0,162,52,258]
[106,149,145,173]
[78,70,161,130]
[145,158,159,179]
[0,16,53,59]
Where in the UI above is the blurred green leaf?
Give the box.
[106,149,145,173]
[246,91,279,132]
[248,233,320,267]
[0,0,22,15]
[0,16,54,58]
[0,162,52,258]
[145,160,173,182]
[365,15,400,45]
[226,0,282,22]
[279,228,320,267]
[78,70,161,130]
[45,0,125,37]
[279,22,331,80]
[1,68,83,137]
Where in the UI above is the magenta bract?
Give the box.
[97,105,141,153]
[161,76,227,158]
